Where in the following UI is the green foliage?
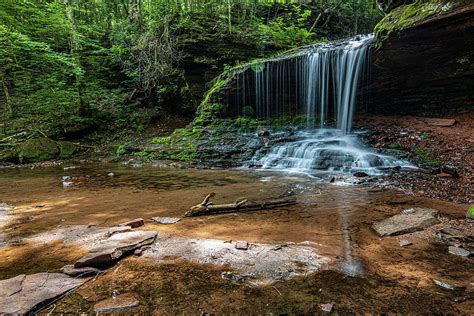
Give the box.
[242,106,255,118]
[414,147,441,167]
[116,145,127,156]
[0,0,382,162]
[258,6,314,48]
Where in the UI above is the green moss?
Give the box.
[144,128,202,161]
[374,0,455,46]
[242,106,255,117]
[58,141,77,158]
[251,62,265,73]
[413,147,441,167]
[234,116,262,130]
[17,137,60,163]
[467,206,474,219]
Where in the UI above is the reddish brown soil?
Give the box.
[356,112,474,204]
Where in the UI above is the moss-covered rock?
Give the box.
[17,138,60,163]
[58,141,77,159]
[0,149,18,163]
[374,0,464,46]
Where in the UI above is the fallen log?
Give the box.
[184,193,297,217]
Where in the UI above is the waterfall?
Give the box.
[243,35,413,175]
[235,34,373,134]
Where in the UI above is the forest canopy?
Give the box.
[0,0,381,139]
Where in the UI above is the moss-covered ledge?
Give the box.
[126,46,313,163]
[374,0,470,46]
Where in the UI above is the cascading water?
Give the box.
[244,34,412,175]
[297,34,372,133]
[255,129,409,175]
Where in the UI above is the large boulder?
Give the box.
[16,138,78,162]
[17,137,60,163]
[366,1,474,116]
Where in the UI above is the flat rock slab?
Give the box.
[94,293,139,312]
[373,208,440,237]
[152,216,181,224]
[0,273,85,314]
[75,231,157,268]
[448,246,471,257]
[420,118,456,127]
[145,235,328,285]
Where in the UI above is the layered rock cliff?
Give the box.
[366,0,474,115]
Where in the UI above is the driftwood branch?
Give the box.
[185,193,297,217]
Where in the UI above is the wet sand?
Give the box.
[0,164,472,314]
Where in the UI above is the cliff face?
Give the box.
[366,1,474,115]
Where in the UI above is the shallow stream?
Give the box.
[0,163,471,313]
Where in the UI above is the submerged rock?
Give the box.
[373,208,440,236]
[74,231,157,268]
[62,181,75,187]
[94,293,139,313]
[0,273,85,314]
[0,203,14,212]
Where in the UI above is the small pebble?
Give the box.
[235,241,249,250]
[399,239,412,247]
[320,303,333,312]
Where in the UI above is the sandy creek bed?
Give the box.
[0,164,472,314]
